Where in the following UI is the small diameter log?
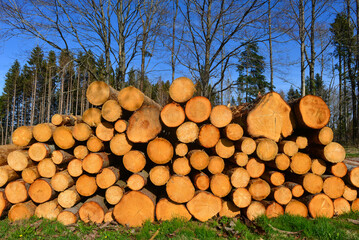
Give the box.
[210,173,231,198]
[51,114,82,126]
[307,193,334,218]
[198,124,220,148]
[166,175,195,203]
[172,157,191,176]
[188,150,209,171]
[68,159,83,177]
[74,145,89,159]
[105,183,125,205]
[291,95,330,129]
[352,199,359,212]
[348,167,359,188]
[215,138,235,158]
[261,171,285,187]
[52,150,75,165]
[123,150,146,173]
[271,186,292,205]
[231,152,248,167]
[35,199,62,220]
[86,81,118,106]
[87,136,104,152]
[343,185,357,202]
[160,102,185,128]
[278,140,298,157]
[33,123,56,142]
[104,209,114,223]
[83,152,110,174]
[96,168,120,190]
[57,202,82,225]
[0,191,10,218]
[22,166,40,184]
[232,187,252,208]
[176,121,199,143]
[246,158,265,178]
[79,195,108,224]
[226,167,250,188]
[223,123,243,141]
[301,173,324,194]
[53,126,75,149]
[210,105,233,128]
[262,201,284,219]
[193,172,210,191]
[235,137,256,155]
[311,158,326,175]
[76,174,98,197]
[114,119,128,133]
[51,170,74,192]
[308,142,346,163]
[149,166,170,186]
[290,152,312,175]
[96,122,114,141]
[37,158,57,178]
[266,154,290,171]
[329,162,347,178]
[0,165,19,187]
[5,180,29,204]
[82,108,102,127]
[147,138,173,164]
[7,150,33,171]
[186,191,222,222]
[219,201,241,218]
[283,182,304,198]
[248,179,271,201]
[256,138,278,161]
[285,200,308,217]
[102,100,122,122]
[12,126,33,147]
[185,96,212,123]
[175,143,188,157]
[246,201,266,221]
[8,200,36,221]
[308,126,334,145]
[291,136,308,149]
[208,156,225,174]
[113,189,156,227]
[72,123,92,141]
[28,143,55,162]
[156,198,192,221]
[110,133,132,156]
[169,77,195,103]
[323,176,345,199]
[28,179,55,203]
[58,186,81,209]
[334,198,351,215]
[118,86,161,112]
[127,105,162,143]
[127,171,149,190]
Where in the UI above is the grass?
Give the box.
[1,212,359,239]
[345,146,359,158]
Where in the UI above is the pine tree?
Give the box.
[287,86,301,101]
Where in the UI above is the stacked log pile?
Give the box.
[0,76,358,227]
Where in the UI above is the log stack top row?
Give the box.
[1,76,357,228]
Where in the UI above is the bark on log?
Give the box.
[0,191,10,218]
[210,105,233,128]
[198,124,220,148]
[118,86,161,111]
[127,171,148,190]
[166,175,195,203]
[0,165,19,187]
[57,202,82,225]
[307,142,345,163]
[307,126,333,145]
[52,150,75,165]
[169,77,195,103]
[261,171,285,186]
[186,191,222,222]
[156,198,192,221]
[147,138,173,164]
[176,122,199,143]
[185,96,212,123]
[0,145,23,166]
[160,102,185,128]
[51,114,82,126]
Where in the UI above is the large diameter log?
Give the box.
[307,193,334,218]
[83,108,102,127]
[208,156,225,174]
[169,77,195,103]
[198,124,220,148]
[0,191,10,218]
[193,172,210,190]
[235,137,256,155]
[83,152,110,174]
[114,119,128,133]
[210,173,231,197]
[109,133,132,156]
[105,182,125,205]
[232,92,293,142]
[261,171,285,187]
[246,158,265,178]
[176,122,199,143]
[51,114,82,126]
[156,198,192,221]
[102,100,122,122]
[188,150,209,170]
[5,180,29,204]
[308,126,333,145]
[219,201,241,218]
[67,159,83,177]
[343,185,357,201]
[7,150,33,171]
[262,201,284,219]
[57,202,82,225]
[28,179,55,203]
[86,81,118,106]
[79,195,108,224]
[118,86,161,112]
[127,105,162,143]
[12,126,33,147]
[232,187,252,208]
[291,95,330,129]
[166,175,195,203]
[87,136,104,152]
[72,123,92,141]
[58,186,81,209]
[248,179,270,201]
[311,158,326,175]
[307,142,345,163]
[113,189,156,227]
[28,143,55,162]
[175,143,188,157]
[51,170,74,192]
[76,174,98,197]
[149,166,170,186]
[35,199,62,220]
[123,150,146,173]
[22,166,40,184]
[33,123,56,142]
[53,126,75,149]
[0,165,20,187]
[266,154,290,171]
[323,176,345,199]
[185,96,212,123]
[186,191,222,222]
[37,158,57,178]
[96,122,114,141]
[290,152,312,175]
[172,157,191,176]
[210,105,233,128]
[271,186,292,205]
[8,200,36,221]
[224,123,243,141]
[127,171,148,190]
[227,167,250,188]
[285,200,308,217]
[348,167,359,188]
[52,150,75,165]
[256,138,278,161]
[73,145,88,159]
[334,198,351,215]
[147,138,173,164]
[160,102,185,128]
[278,140,298,157]
[283,182,304,198]
[330,162,347,178]
[246,201,266,221]
[215,138,235,159]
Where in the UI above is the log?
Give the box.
[79,195,108,224]
[193,172,210,191]
[28,143,55,162]
[333,198,351,215]
[22,166,40,184]
[322,176,345,199]
[37,158,57,178]
[235,137,256,155]
[278,140,298,157]
[73,145,89,159]
[67,159,83,177]
[266,154,290,171]
[232,92,293,141]
[246,158,265,178]
[232,187,252,208]
[127,171,148,190]
[307,126,333,145]
[123,150,146,173]
[290,152,311,175]
[8,200,36,221]
[348,167,359,188]
[176,121,199,143]
[51,170,74,192]
[53,126,75,149]
[256,138,278,161]
[0,144,23,166]
[188,150,209,170]
[185,96,212,123]
[296,173,323,194]
[289,135,308,149]
[210,105,233,128]
[307,193,334,218]
[307,142,346,163]
[352,199,359,212]
[343,185,357,202]
[97,167,119,189]
[160,102,185,128]
[156,198,192,221]
[219,201,241,218]
[5,180,28,204]
[208,156,225,174]
[7,150,33,171]
[330,162,347,178]
[186,191,222,222]
[166,175,195,203]
[52,150,75,165]
[82,108,102,127]
[285,200,308,217]
[28,179,55,203]
[0,165,19,187]
[96,122,115,141]
[149,166,170,186]
[172,157,191,176]
[72,123,93,141]
[33,123,56,142]
[283,182,304,198]
[169,77,195,103]
[57,202,82,225]
[118,86,161,112]
[109,133,132,156]
[246,201,265,221]
[226,167,250,188]
[104,209,114,223]
[271,186,292,205]
[262,201,284,219]
[102,100,122,122]
[58,186,81,209]
[223,123,243,141]
[51,114,82,126]
[248,179,270,201]
[291,95,330,129]
[86,81,118,106]
[0,191,10,218]
[198,124,220,148]
[127,105,162,143]
[261,171,285,186]
[231,152,248,167]
[87,136,104,152]
[105,182,125,205]
[82,152,110,174]
[210,173,231,197]
[114,119,128,133]
[215,138,235,159]
[147,138,173,164]
[35,198,62,220]
[76,174,98,197]
[311,158,326,175]
[175,143,188,157]
[12,126,33,147]
[113,189,156,227]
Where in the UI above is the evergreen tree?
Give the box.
[287,86,301,101]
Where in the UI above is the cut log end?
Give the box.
[210,105,232,128]
[285,200,308,217]
[185,96,212,123]
[169,77,195,103]
[156,198,192,221]
[117,86,144,111]
[198,124,220,148]
[176,122,199,143]
[186,191,222,222]
[102,100,122,122]
[160,103,185,128]
[308,193,334,218]
[86,81,113,106]
[147,138,173,164]
[12,126,33,147]
[246,201,265,221]
[173,157,191,176]
[149,166,170,186]
[166,175,195,203]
